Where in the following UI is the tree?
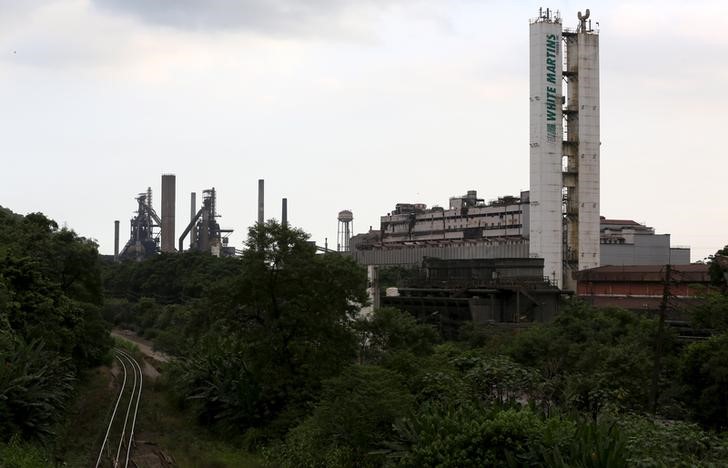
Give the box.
[707,246,728,287]
[355,307,439,364]
[0,206,110,443]
[169,221,368,433]
[275,365,414,467]
[507,301,672,414]
[680,333,728,429]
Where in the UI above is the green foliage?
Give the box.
[707,245,728,286]
[690,291,728,332]
[356,307,439,364]
[167,336,264,431]
[389,405,554,467]
[459,354,540,406]
[680,333,728,429]
[0,435,50,468]
[618,414,728,467]
[526,416,628,468]
[507,301,668,414]
[0,206,110,443]
[166,221,368,436]
[92,213,728,466]
[102,251,243,304]
[273,365,414,468]
[0,336,75,442]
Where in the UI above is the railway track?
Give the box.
[95,348,143,468]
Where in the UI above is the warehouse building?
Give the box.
[351,190,690,275]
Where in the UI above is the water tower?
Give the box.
[337,210,353,252]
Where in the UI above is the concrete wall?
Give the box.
[600,234,690,266]
[670,248,691,264]
[350,241,529,266]
[576,31,601,271]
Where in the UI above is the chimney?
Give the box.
[258,179,264,225]
[282,198,288,227]
[114,220,120,262]
[160,174,176,252]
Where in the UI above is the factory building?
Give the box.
[381,257,561,334]
[380,191,529,244]
[600,218,690,265]
[350,8,691,296]
[350,190,690,274]
[576,264,711,325]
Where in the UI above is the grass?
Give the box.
[135,377,265,467]
[0,436,51,468]
[112,333,264,466]
[112,335,141,354]
[51,365,118,466]
[25,334,264,467]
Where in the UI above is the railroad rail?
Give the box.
[95,348,143,468]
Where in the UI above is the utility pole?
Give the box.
[649,264,672,414]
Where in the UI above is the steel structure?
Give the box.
[179,188,235,256]
[118,188,161,261]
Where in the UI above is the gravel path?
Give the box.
[111,329,171,364]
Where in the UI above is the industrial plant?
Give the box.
[112,8,698,325]
[115,175,236,260]
[114,176,289,261]
[350,9,688,277]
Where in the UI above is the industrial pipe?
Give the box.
[179,208,203,252]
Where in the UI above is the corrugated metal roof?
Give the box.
[577,264,709,282]
[600,219,642,226]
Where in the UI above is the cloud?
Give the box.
[0,0,142,70]
[91,0,411,36]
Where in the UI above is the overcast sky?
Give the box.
[1,0,726,261]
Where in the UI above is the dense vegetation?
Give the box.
[3,203,728,466]
[100,221,728,466]
[0,206,110,458]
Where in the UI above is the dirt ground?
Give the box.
[112,328,171,363]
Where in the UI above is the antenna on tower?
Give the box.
[577,9,590,31]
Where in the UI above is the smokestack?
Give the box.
[161,174,176,252]
[114,220,120,262]
[258,179,264,225]
[282,198,288,227]
[190,192,196,221]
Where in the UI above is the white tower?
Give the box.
[529,8,600,290]
[529,8,564,287]
[564,9,600,289]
